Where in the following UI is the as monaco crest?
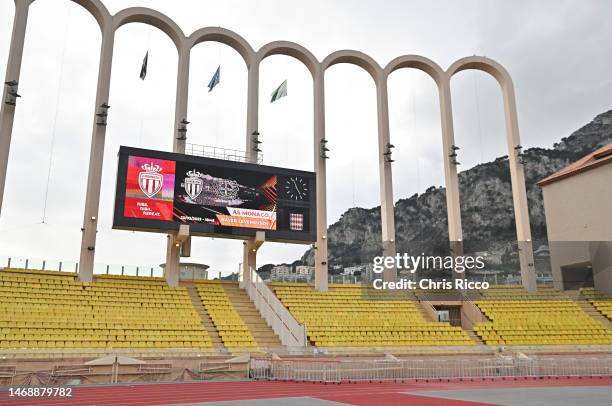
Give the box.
[183,170,203,200]
[139,163,163,198]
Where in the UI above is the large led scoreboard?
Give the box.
[113,146,316,243]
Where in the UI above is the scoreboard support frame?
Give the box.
[165,224,190,287]
[242,231,265,286]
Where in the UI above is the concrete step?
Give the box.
[415,301,436,322]
[563,290,581,300]
[465,330,486,345]
[574,298,612,330]
[185,284,224,349]
[221,285,283,349]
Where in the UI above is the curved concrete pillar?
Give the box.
[323,50,397,280]
[245,58,259,163]
[111,8,188,285]
[173,45,190,153]
[78,25,116,282]
[113,7,185,51]
[385,54,444,86]
[241,56,260,280]
[447,56,536,292]
[0,0,35,216]
[385,55,464,268]
[322,50,381,81]
[257,41,328,289]
[163,44,191,287]
[254,41,320,163]
[437,76,463,246]
[70,0,111,30]
[80,7,188,283]
[257,41,318,77]
[375,75,397,282]
[313,67,328,291]
[1,2,534,292]
[188,27,255,66]
[187,28,259,285]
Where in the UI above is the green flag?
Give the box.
[270,80,287,103]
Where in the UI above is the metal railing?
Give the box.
[0,255,164,277]
[0,255,238,280]
[185,143,263,164]
[250,357,612,382]
[241,267,307,348]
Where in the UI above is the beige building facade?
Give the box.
[539,143,612,294]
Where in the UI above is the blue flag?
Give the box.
[208,66,220,92]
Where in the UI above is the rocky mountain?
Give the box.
[297,110,612,270]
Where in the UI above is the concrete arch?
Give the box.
[70,0,111,31]
[322,50,382,82]
[257,41,319,77]
[188,27,254,67]
[446,55,537,291]
[113,7,185,51]
[322,49,396,282]
[446,55,512,89]
[385,54,463,266]
[385,54,444,87]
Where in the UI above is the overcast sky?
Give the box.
[0,0,611,276]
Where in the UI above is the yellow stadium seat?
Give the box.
[473,286,612,346]
[0,269,213,350]
[270,282,474,347]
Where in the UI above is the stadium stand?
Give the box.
[272,283,474,346]
[3,267,611,353]
[474,285,612,345]
[0,269,212,349]
[194,280,258,349]
[580,287,612,320]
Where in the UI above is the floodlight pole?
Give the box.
[0,0,35,217]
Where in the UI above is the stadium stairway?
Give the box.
[182,282,224,349]
[221,282,282,349]
[193,280,282,351]
[411,295,441,322]
[415,295,487,346]
[571,289,612,329]
[465,330,486,345]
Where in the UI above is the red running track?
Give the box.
[0,376,610,406]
